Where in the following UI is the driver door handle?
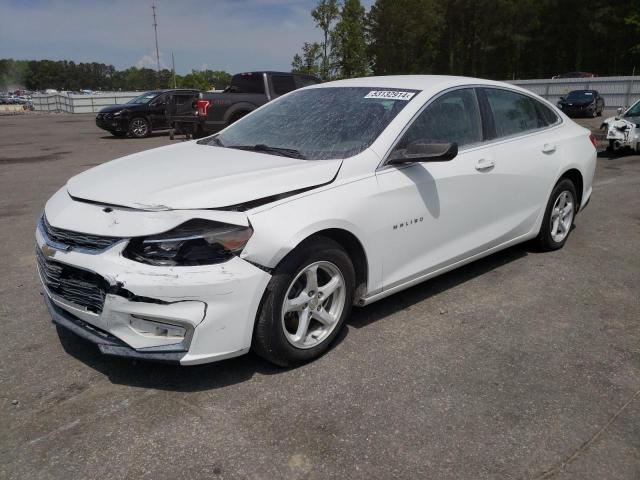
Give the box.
[542,143,556,154]
[475,158,495,171]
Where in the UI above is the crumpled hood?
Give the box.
[67,141,342,210]
[603,115,640,127]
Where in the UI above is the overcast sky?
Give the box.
[0,0,375,74]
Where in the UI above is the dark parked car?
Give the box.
[176,72,320,137]
[95,89,200,138]
[557,90,604,118]
[552,72,598,79]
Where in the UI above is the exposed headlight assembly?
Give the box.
[123,219,253,266]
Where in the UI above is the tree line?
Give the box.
[293,0,640,81]
[3,1,639,91]
[0,58,232,92]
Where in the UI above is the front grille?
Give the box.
[40,215,122,252]
[36,247,108,313]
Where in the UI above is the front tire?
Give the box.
[128,117,150,138]
[252,237,355,367]
[534,179,577,251]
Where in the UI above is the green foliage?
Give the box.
[0,58,231,92]
[312,0,340,80]
[292,42,323,76]
[294,0,640,80]
[367,0,443,75]
[178,70,232,90]
[331,0,368,78]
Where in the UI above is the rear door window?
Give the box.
[230,74,265,94]
[484,88,550,138]
[294,75,321,88]
[271,75,296,95]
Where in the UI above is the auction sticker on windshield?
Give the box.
[364,90,416,100]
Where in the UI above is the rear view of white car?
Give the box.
[36,76,597,366]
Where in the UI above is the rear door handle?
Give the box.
[475,158,495,171]
[542,143,556,154]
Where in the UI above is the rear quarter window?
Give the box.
[535,101,559,126]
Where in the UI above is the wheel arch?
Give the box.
[258,226,370,303]
[300,228,369,301]
[224,102,256,124]
[558,168,584,208]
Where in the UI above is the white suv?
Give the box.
[36,76,597,366]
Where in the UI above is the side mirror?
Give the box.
[559,96,565,101]
[617,107,624,115]
[388,141,458,164]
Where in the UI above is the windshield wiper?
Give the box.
[229,144,307,159]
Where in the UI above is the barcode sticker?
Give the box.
[364,90,415,101]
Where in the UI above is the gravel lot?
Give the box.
[1,113,639,479]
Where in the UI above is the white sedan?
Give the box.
[36,76,597,366]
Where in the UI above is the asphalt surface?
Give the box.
[1,113,639,480]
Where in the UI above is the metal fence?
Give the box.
[510,76,640,109]
[30,76,640,113]
[30,92,139,113]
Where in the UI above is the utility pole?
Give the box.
[152,2,161,84]
[172,52,176,88]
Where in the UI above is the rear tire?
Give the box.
[534,179,577,251]
[228,111,249,126]
[252,237,355,367]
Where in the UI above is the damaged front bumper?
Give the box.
[605,119,640,151]
[36,206,271,365]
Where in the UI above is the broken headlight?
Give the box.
[123,219,253,266]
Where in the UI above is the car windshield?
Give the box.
[567,90,595,100]
[127,92,158,104]
[624,100,640,117]
[203,87,419,160]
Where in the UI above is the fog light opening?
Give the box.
[130,316,187,339]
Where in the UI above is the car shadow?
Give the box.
[99,131,168,140]
[57,326,285,391]
[347,244,528,329]
[597,149,636,159]
[58,244,530,392]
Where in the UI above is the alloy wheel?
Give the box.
[550,190,574,243]
[281,261,346,349]
[131,118,148,137]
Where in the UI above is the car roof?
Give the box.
[306,75,528,93]
[141,89,199,94]
[235,71,310,76]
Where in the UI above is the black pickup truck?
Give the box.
[170,71,320,137]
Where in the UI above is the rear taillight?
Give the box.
[588,133,598,149]
[196,99,210,117]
